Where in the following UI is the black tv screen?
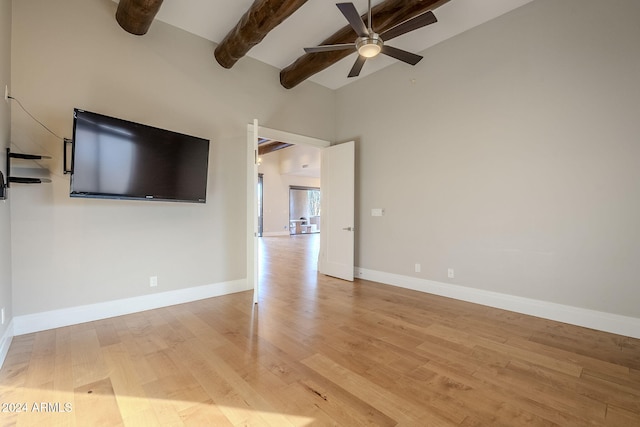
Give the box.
[70,109,209,203]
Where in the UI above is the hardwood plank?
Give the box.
[422,323,584,377]
[74,378,123,426]
[302,352,454,426]
[102,342,154,421]
[362,363,468,425]
[94,321,121,347]
[530,329,640,371]
[413,361,573,426]
[579,370,640,413]
[177,400,233,427]
[509,335,630,377]
[605,404,640,426]
[470,360,607,425]
[121,407,161,427]
[292,375,397,426]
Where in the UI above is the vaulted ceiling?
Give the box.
[114,0,534,90]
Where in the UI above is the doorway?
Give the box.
[247,123,354,300]
[247,124,329,297]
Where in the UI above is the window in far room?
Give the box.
[289,186,320,235]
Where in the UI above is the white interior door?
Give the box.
[247,120,259,304]
[319,141,355,281]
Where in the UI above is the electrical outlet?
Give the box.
[149,276,158,287]
[415,263,421,273]
[447,268,455,279]
[4,85,8,103]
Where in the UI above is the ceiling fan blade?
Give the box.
[381,45,423,65]
[348,55,367,78]
[337,2,369,38]
[380,11,437,42]
[304,43,356,53]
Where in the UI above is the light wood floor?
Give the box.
[1,234,639,426]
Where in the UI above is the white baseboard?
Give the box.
[355,267,640,339]
[261,231,291,237]
[13,278,251,336]
[0,319,14,370]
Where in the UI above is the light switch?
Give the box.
[371,208,384,217]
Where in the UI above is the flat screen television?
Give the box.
[70,108,209,203]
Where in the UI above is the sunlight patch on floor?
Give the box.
[0,386,316,426]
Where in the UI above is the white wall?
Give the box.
[336,0,640,318]
[279,144,321,177]
[258,149,320,236]
[9,0,335,316]
[0,0,12,345]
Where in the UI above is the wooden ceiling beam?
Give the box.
[280,0,450,89]
[215,0,309,69]
[116,0,165,35]
[258,141,293,155]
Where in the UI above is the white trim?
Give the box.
[248,120,259,304]
[355,267,640,339]
[0,319,14,369]
[13,279,250,336]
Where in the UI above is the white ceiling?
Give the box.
[124,0,535,89]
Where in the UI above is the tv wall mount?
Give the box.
[63,138,73,174]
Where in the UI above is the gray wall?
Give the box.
[0,0,12,337]
[337,0,640,317]
[9,0,335,315]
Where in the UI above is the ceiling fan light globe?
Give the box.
[356,35,383,58]
[359,44,381,58]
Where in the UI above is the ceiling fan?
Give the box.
[304,1,438,78]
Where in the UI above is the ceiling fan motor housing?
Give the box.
[356,33,383,58]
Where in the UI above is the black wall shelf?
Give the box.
[4,147,52,188]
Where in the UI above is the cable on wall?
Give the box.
[5,94,68,183]
[7,95,65,141]
[6,93,72,177]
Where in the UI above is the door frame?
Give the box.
[246,123,330,301]
[258,173,264,237]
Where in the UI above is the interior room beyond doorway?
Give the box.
[289,186,320,235]
[258,143,321,237]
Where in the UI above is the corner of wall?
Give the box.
[0,0,14,367]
